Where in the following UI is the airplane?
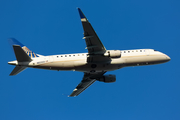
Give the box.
[8,8,170,97]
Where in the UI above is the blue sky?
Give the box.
[1,0,179,120]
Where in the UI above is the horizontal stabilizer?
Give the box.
[13,45,32,62]
[10,66,27,76]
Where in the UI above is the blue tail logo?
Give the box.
[9,38,39,58]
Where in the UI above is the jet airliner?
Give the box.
[8,8,170,97]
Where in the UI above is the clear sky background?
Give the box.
[0,0,179,120]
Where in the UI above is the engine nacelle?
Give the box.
[97,74,116,83]
[104,50,121,58]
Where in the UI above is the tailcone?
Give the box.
[8,61,18,65]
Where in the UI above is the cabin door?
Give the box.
[146,50,150,56]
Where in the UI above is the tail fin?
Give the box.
[8,38,40,58]
[8,38,42,76]
[12,45,32,62]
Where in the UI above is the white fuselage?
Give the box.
[8,49,170,73]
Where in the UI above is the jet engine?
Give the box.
[97,74,116,83]
[104,50,121,58]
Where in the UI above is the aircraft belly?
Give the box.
[35,61,75,70]
[75,59,125,72]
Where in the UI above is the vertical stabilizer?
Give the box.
[13,45,32,62]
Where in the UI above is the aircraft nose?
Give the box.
[165,55,171,61]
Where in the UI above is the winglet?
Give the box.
[77,8,88,22]
[77,8,86,19]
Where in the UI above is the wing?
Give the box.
[69,72,106,97]
[78,8,106,55]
